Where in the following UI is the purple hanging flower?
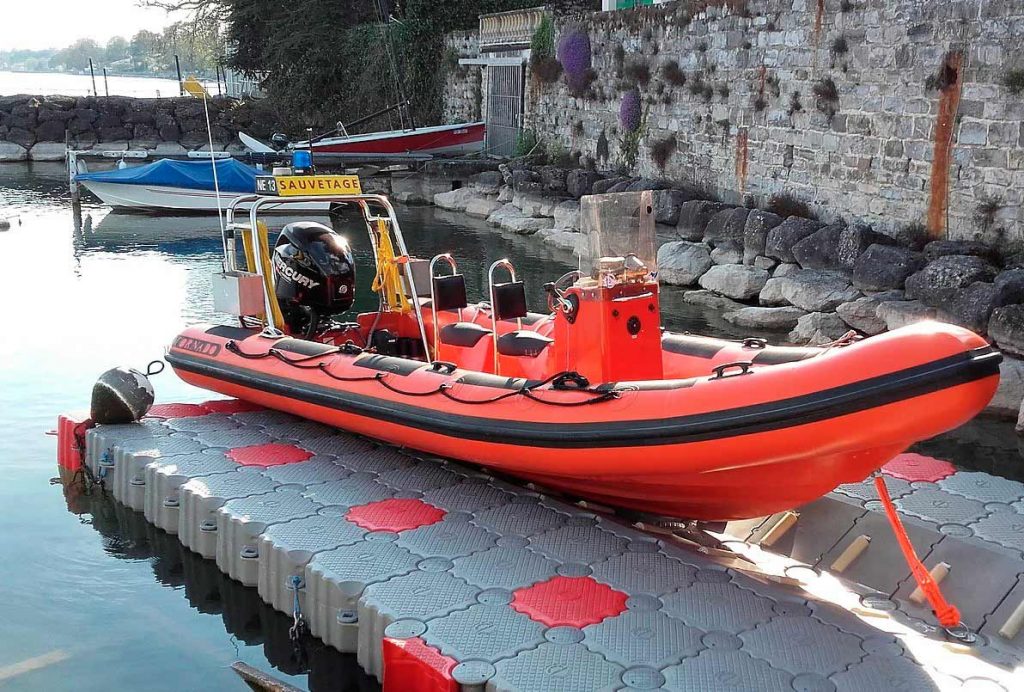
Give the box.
[619,87,642,133]
[557,27,592,93]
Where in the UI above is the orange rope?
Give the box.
[873,475,962,629]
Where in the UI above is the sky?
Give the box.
[1,0,187,51]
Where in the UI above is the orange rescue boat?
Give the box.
[166,185,1000,520]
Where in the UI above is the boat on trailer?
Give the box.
[165,182,1000,521]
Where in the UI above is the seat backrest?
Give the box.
[492,281,528,321]
[432,274,468,311]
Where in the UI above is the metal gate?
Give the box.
[485,63,524,158]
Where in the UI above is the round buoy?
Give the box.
[90,362,163,424]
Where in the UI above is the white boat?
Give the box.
[75,158,331,213]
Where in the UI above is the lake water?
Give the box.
[0,162,1021,689]
[0,70,216,98]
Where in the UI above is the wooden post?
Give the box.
[175,55,183,96]
[102,68,109,97]
[88,59,97,96]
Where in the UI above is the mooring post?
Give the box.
[88,59,97,97]
[66,132,80,204]
[175,55,183,96]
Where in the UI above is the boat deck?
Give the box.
[60,401,1024,690]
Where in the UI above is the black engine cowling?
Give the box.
[272,221,355,336]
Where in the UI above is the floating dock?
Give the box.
[58,402,1024,690]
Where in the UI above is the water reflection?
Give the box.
[77,489,380,692]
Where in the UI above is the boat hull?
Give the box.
[166,322,1000,520]
[308,122,486,156]
[79,181,332,213]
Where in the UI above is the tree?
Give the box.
[130,30,161,71]
[53,38,102,72]
[105,36,129,65]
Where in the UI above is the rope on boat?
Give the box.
[222,340,621,406]
[874,475,971,641]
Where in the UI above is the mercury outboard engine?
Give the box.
[272,221,356,337]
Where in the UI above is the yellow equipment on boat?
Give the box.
[371,219,411,313]
[240,221,285,326]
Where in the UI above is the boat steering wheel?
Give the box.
[545,270,582,314]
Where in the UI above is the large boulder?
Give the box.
[486,203,521,227]
[0,141,27,162]
[36,119,67,142]
[988,358,1024,420]
[724,306,808,331]
[923,239,999,264]
[625,178,670,192]
[836,224,892,271]
[789,312,851,345]
[536,228,585,253]
[538,166,568,193]
[567,169,602,198]
[651,189,694,226]
[464,197,502,219]
[658,241,713,286]
[553,200,581,231]
[433,187,476,211]
[947,282,1010,333]
[876,300,938,331]
[698,264,770,300]
[500,214,554,235]
[835,290,904,335]
[758,277,789,307]
[775,269,862,312]
[683,290,747,312]
[28,142,66,161]
[676,200,731,241]
[989,304,1024,357]
[852,244,926,292]
[471,170,503,195]
[743,210,783,264]
[511,168,539,192]
[710,247,743,265]
[764,217,824,263]
[704,207,751,253]
[791,223,846,270]
[591,176,628,195]
[905,255,998,307]
[514,193,558,218]
[994,269,1024,303]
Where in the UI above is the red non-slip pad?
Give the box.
[346,498,447,532]
[146,403,211,419]
[226,443,313,467]
[882,453,956,483]
[511,575,628,627]
[382,636,458,692]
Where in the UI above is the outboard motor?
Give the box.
[272,221,356,337]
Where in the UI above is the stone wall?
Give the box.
[505,0,1024,246]
[443,32,484,125]
[0,94,276,161]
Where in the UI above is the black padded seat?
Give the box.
[439,322,492,348]
[496,330,554,358]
